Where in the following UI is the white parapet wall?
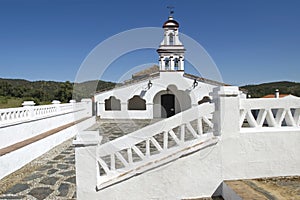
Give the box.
[75,86,300,199]
[0,99,92,149]
[0,99,94,180]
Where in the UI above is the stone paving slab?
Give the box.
[0,139,76,200]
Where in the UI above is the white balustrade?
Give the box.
[96,103,216,190]
[33,105,58,117]
[0,101,89,127]
[0,107,31,124]
[240,96,300,130]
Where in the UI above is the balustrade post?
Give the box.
[211,86,240,136]
[52,100,61,114]
[22,101,36,119]
[73,131,102,198]
[163,131,168,150]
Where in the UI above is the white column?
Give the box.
[98,102,104,116]
[146,103,154,119]
[158,58,162,70]
[180,57,184,70]
[211,86,240,136]
[170,57,174,70]
[74,132,102,199]
[174,32,179,45]
[121,102,127,110]
[160,57,165,70]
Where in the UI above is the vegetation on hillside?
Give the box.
[240,81,300,98]
[0,78,115,108]
[1,78,299,108]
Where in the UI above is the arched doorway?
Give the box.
[161,94,175,118]
[153,85,191,118]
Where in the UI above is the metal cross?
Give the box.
[167,6,175,16]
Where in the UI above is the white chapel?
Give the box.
[94,14,228,119]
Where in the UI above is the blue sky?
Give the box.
[0,0,299,86]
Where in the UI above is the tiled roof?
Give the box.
[95,70,230,96]
[183,73,229,86]
[132,65,159,79]
[262,94,290,98]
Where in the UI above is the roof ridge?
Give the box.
[183,73,229,86]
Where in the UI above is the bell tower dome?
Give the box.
[157,14,185,71]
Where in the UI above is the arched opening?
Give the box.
[164,57,170,70]
[153,85,191,118]
[105,96,121,111]
[128,95,146,110]
[169,33,174,45]
[198,96,211,105]
[174,57,179,70]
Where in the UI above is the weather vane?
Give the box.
[167,6,174,16]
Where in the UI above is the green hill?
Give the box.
[240,81,300,98]
[0,78,115,108]
[1,78,299,108]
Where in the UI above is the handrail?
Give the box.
[0,102,88,127]
[240,96,300,129]
[96,103,217,190]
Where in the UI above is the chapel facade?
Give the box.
[94,15,227,119]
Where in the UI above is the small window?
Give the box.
[105,96,121,110]
[128,95,146,110]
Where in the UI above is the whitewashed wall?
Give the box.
[76,86,300,199]
[95,72,217,119]
[0,100,92,149]
[0,99,94,180]
[0,117,95,180]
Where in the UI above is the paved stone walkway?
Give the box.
[0,119,157,200]
[0,139,76,200]
[87,118,161,143]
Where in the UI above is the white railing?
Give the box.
[240,96,300,130]
[33,105,58,118]
[96,103,217,190]
[0,101,88,127]
[0,107,31,124]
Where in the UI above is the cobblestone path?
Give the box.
[0,139,76,200]
[0,119,157,200]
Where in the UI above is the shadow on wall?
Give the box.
[198,96,212,105]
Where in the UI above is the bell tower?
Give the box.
[157,12,185,71]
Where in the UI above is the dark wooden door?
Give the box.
[161,94,175,118]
